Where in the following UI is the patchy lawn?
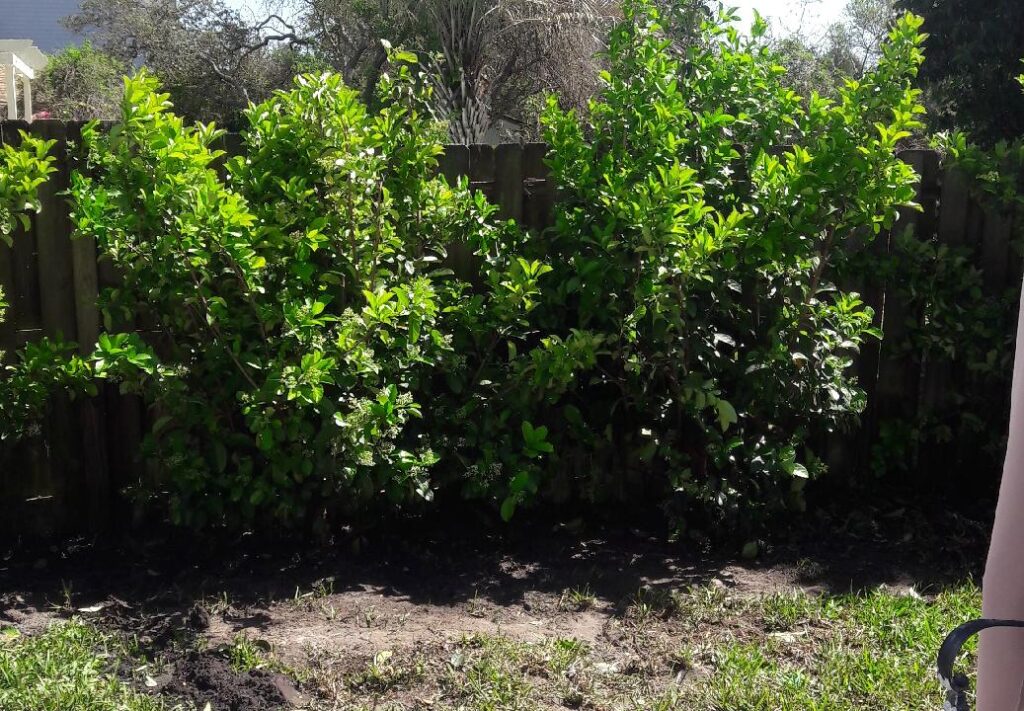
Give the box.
[0,620,177,711]
[0,518,986,710]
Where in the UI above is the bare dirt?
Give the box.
[0,509,987,709]
[164,652,290,711]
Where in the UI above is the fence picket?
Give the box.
[521,143,552,232]
[494,143,524,222]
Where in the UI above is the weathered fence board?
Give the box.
[0,123,1020,537]
[982,210,1014,295]
[495,143,524,222]
[521,143,554,233]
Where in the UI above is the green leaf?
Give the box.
[151,416,173,435]
[500,496,518,522]
[716,400,738,432]
[510,471,535,494]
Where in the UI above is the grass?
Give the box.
[682,582,982,710]
[313,581,982,710]
[2,580,983,710]
[451,636,537,710]
[225,632,270,673]
[347,649,427,694]
[0,619,182,711]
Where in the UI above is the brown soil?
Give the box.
[164,651,288,711]
[0,511,987,709]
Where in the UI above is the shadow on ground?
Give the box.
[0,504,987,629]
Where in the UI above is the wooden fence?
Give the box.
[0,121,1019,539]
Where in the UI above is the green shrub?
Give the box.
[0,134,55,246]
[495,2,925,535]
[0,134,76,441]
[68,64,542,530]
[35,42,126,121]
[860,71,1024,482]
[6,4,936,540]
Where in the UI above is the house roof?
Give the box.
[0,41,48,71]
[0,0,80,53]
[0,41,46,114]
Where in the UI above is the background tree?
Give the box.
[34,42,126,121]
[898,0,1024,144]
[288,0,622,142]
[62,0,708,137]
[65,0,303,124]
[825,0,896,76]
[287,0,428,105]
[771,0,898,99]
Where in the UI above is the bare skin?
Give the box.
[979,289,1024,711]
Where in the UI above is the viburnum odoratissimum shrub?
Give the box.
[68,64,546,530]
[491,1,927,537]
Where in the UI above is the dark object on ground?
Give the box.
[938,619,1024,710]
[164,651,288,711]
[185,603,210,631]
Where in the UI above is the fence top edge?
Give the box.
[0,122,951,163]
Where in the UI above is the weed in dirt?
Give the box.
[304,648,346,703]
[795,557,829,583]
[447,635,536,710]
[671,583,734,629]
[559,585,597,612]
[0,619,179,711]
[348,649,426,694]
[468,589,488,619]
[222,632,307,687]
[359,604,383,628]
[226,632,270,673]
[626,586,686,626]
[204,591,232,616]
[667,647,694,673]
[58,580,75,612]
[293,578,339,620]
[544,638,588,676]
